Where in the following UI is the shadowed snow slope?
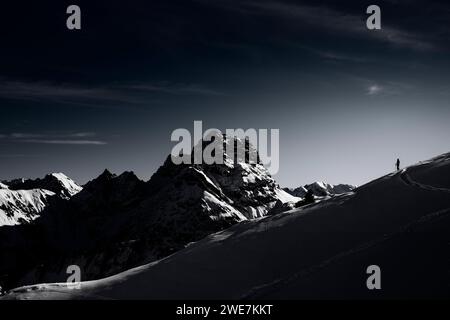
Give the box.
[3,152,450,299]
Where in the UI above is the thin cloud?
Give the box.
[21,140,107,145]
[367,84,383,95]
[363,80,414,96]
[4,132,107,145]
[301,46,369,63]
[0,81,117,102]
[11,133,46,139]
[0,80,224,105]
[69,132,97,138]
[9,132,98,139]
[206,0,436,51]
[124,83,225,96]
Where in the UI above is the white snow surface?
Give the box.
[4,153,450,300]
[50,172,83,198]
[274,188,300,203]
[202,190,247,221]
[184,135,301,219]
[0,189,55,226]
[0,172,81,226]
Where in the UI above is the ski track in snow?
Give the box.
[241,166,450,299]
[241,205,450,299]
[399,169,450,193]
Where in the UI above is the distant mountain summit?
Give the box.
[0,173,82,227]
[3,173,82,199]
[149,135,298,223]
[0,188,55,226]
[284,182,356,198]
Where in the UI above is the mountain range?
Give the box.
[284,182,355,198]
[0,136,352,291]
[3,151,449,299]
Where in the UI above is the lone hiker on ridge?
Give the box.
[396,158,400,171]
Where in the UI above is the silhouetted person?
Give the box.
[396,158,400,171]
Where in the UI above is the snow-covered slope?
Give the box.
[0,173,82,227]
[4,152,449,299]
[47,173,82,198]
[0,189,55,226]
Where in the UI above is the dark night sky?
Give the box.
[0,0,449,187]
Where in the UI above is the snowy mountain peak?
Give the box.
[3,173,82,199]
[47,173,82,198]
[284,181,356,198]
[0,173,83,227]
[165,135,300,219]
